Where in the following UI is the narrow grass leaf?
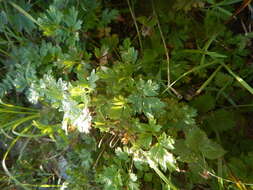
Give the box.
[182,49,227,58]
[8,2,40,26]
[162,61,219,94]
[0,109,37,114]
[0,101,38,111]
[196,65,222,95]
[12,124,46,138]
[2,127,32,190]
[152,165,178,190]
[222,64,253,95]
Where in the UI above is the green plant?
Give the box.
[1,0,253,189]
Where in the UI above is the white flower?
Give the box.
[27,85,40,104]
[73,108,92,133]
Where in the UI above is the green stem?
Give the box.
[126,0,143,52]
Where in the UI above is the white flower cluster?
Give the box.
[62,97,92,134]
[72,107,92,133]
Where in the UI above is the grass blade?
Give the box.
[162,61,219,94]
[0,101,39,111]
[182,49,227,58]
[212,0,242,7]
[222,64,253,95]
[12,126,47,138]
[10,114,40,131]
[2,127,32,190]
[8,1,40,26]
[152,165,177,190]
[196,65,222,95]
[0,109,38,114]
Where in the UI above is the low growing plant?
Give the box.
[0,0,253,190]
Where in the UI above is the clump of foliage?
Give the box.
[1,0,253,190]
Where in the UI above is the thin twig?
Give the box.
[151,0,170,85]
[126,0,143,52]
[151,0,182,99]
[241,18,248,35]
